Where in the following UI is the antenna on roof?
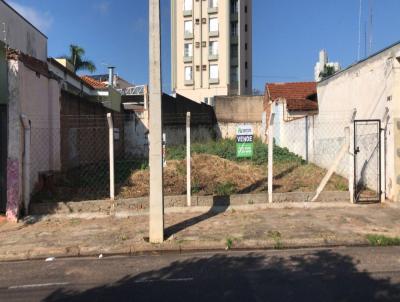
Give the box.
[368,0,374,55]
[357,0,362,60]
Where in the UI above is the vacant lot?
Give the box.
[32,140,348,203]
[118,153,347,199]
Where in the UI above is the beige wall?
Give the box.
[0,1,47,61]
[317,44,400,201]
[7,60,60,214]
[171,0,252,102]
[214,95,263,122]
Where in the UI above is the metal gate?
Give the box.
[354,119,381,203]
[0,105,6,213]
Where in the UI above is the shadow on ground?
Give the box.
[165,196,230,239]
[43,250,400,302]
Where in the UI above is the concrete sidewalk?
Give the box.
[0,202,399,261]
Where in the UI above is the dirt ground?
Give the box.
[118,154,348,199]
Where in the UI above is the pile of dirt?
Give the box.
[118,154,265,198]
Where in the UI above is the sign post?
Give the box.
[236,125,254,158]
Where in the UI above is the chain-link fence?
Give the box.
[30,115,111,203]
[27,109,368,204]
[272,114,350,194]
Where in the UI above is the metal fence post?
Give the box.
[107,113,115,200]
[268,105,275,203]
[186,112,191,207]
[380,127,386,203]
[349,125,355,203]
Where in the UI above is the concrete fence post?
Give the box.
[186,112,191,207]
[268,104,275,203]
[305,116,309,163]
[107,113,115,200]
[21,115,31,214]
[149,0,164,243]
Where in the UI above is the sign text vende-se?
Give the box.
[236,125,254,158]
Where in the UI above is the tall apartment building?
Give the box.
[171,0,252,103]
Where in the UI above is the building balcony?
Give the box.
[209,31,219,38]
[230,13,238,22]
[209,78,219,84]
[208,7,218,14]
[184,79,194,86]
[183,10,192,17]
[184,32,194,40]
[208,54,219,61]
[183,56,193,63]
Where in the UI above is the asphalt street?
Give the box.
[1,247,400,301]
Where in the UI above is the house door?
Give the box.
[354,119,381,203]
[0,105,6,213]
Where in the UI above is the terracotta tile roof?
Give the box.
[286,98,318,111]
[80,76,108,89]
[266,82,318,112]
[266,82,317,100]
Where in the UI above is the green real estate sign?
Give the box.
[236,125,254,158]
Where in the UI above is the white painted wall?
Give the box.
[317,45,399,200]
[272,44,400,200]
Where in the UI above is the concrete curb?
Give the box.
[29,201,361,221]
[29,192,351,217]
[0,237,371,263]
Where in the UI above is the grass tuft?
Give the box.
[366,234,400,246]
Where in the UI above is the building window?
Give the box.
[210,64,219,80]
[230,0,238,14]
[209,0,218,8]
[184,0,192,11]
[245,43,248,50]
[184,43,193,57]
[184,20,193,35]
[245,80,248,88]
[245,24,248,32]
[245,61,248,69]
[245,5,247,13]
[209,18,219,33]
[230,66,238,83]
[185,66,193,81]
[209,41,219,56]
[231,22,238,37]
[230,44,238,59]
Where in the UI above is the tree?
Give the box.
[65,44,96,73]
[319,64,336,80]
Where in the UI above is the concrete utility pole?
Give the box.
[149,0,164,243]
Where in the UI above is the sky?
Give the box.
[4,0,400,92]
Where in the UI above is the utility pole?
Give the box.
[149,0,164,243]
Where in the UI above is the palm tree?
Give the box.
[66,44,96,73]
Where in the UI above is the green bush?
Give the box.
[166,138,303,165]
[214,182,236,196]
